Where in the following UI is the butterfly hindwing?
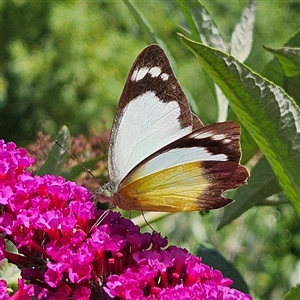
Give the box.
[117,161,246,211]
[116,121,248,211]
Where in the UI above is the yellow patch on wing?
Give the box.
[117,162,209,212]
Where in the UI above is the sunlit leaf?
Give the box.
[261,30,300,105]
[177,0,226,51]
[179,35,300,216]
[263,45,300,107]
[263,45,300,77]
[282,283,300,300]
[177,0,230,121]
[230,0,256,62]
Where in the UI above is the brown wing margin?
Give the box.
[115,44,203,130]
[196,160,249,210]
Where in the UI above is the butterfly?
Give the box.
[95,44,249,212]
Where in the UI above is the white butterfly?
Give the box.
[95,45,248,212]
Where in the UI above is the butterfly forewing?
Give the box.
[96,44,249,212]
[108,45,202,187]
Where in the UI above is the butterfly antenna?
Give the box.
[54,140,100,184]
[55,140,112,231]
[141,210,156,232]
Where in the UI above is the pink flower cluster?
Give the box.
[0,140,252,299]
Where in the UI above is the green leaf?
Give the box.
[215,84,229,122]
[197,244,249,293]
[261,30,300,105]
[177,0,226,51]
[177,0,201,43]
[177,0,230,121]
[182,86,200,116]
[123,0,156,44]
[263,45,300,77]
[263,45,300,107]
[218,156,281,229]
[36,125,70,176]
[59,155,105,181]
[123,0,176,71]
[282,283,300,300]
[230,0,256,62]
[179,35,300,216]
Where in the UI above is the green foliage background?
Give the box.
[2,1,299,145]
[1,1,300,299]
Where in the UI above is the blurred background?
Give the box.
[1,1,300,299]
[1,0,299,146]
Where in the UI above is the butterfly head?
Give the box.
[95,181,118,207]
